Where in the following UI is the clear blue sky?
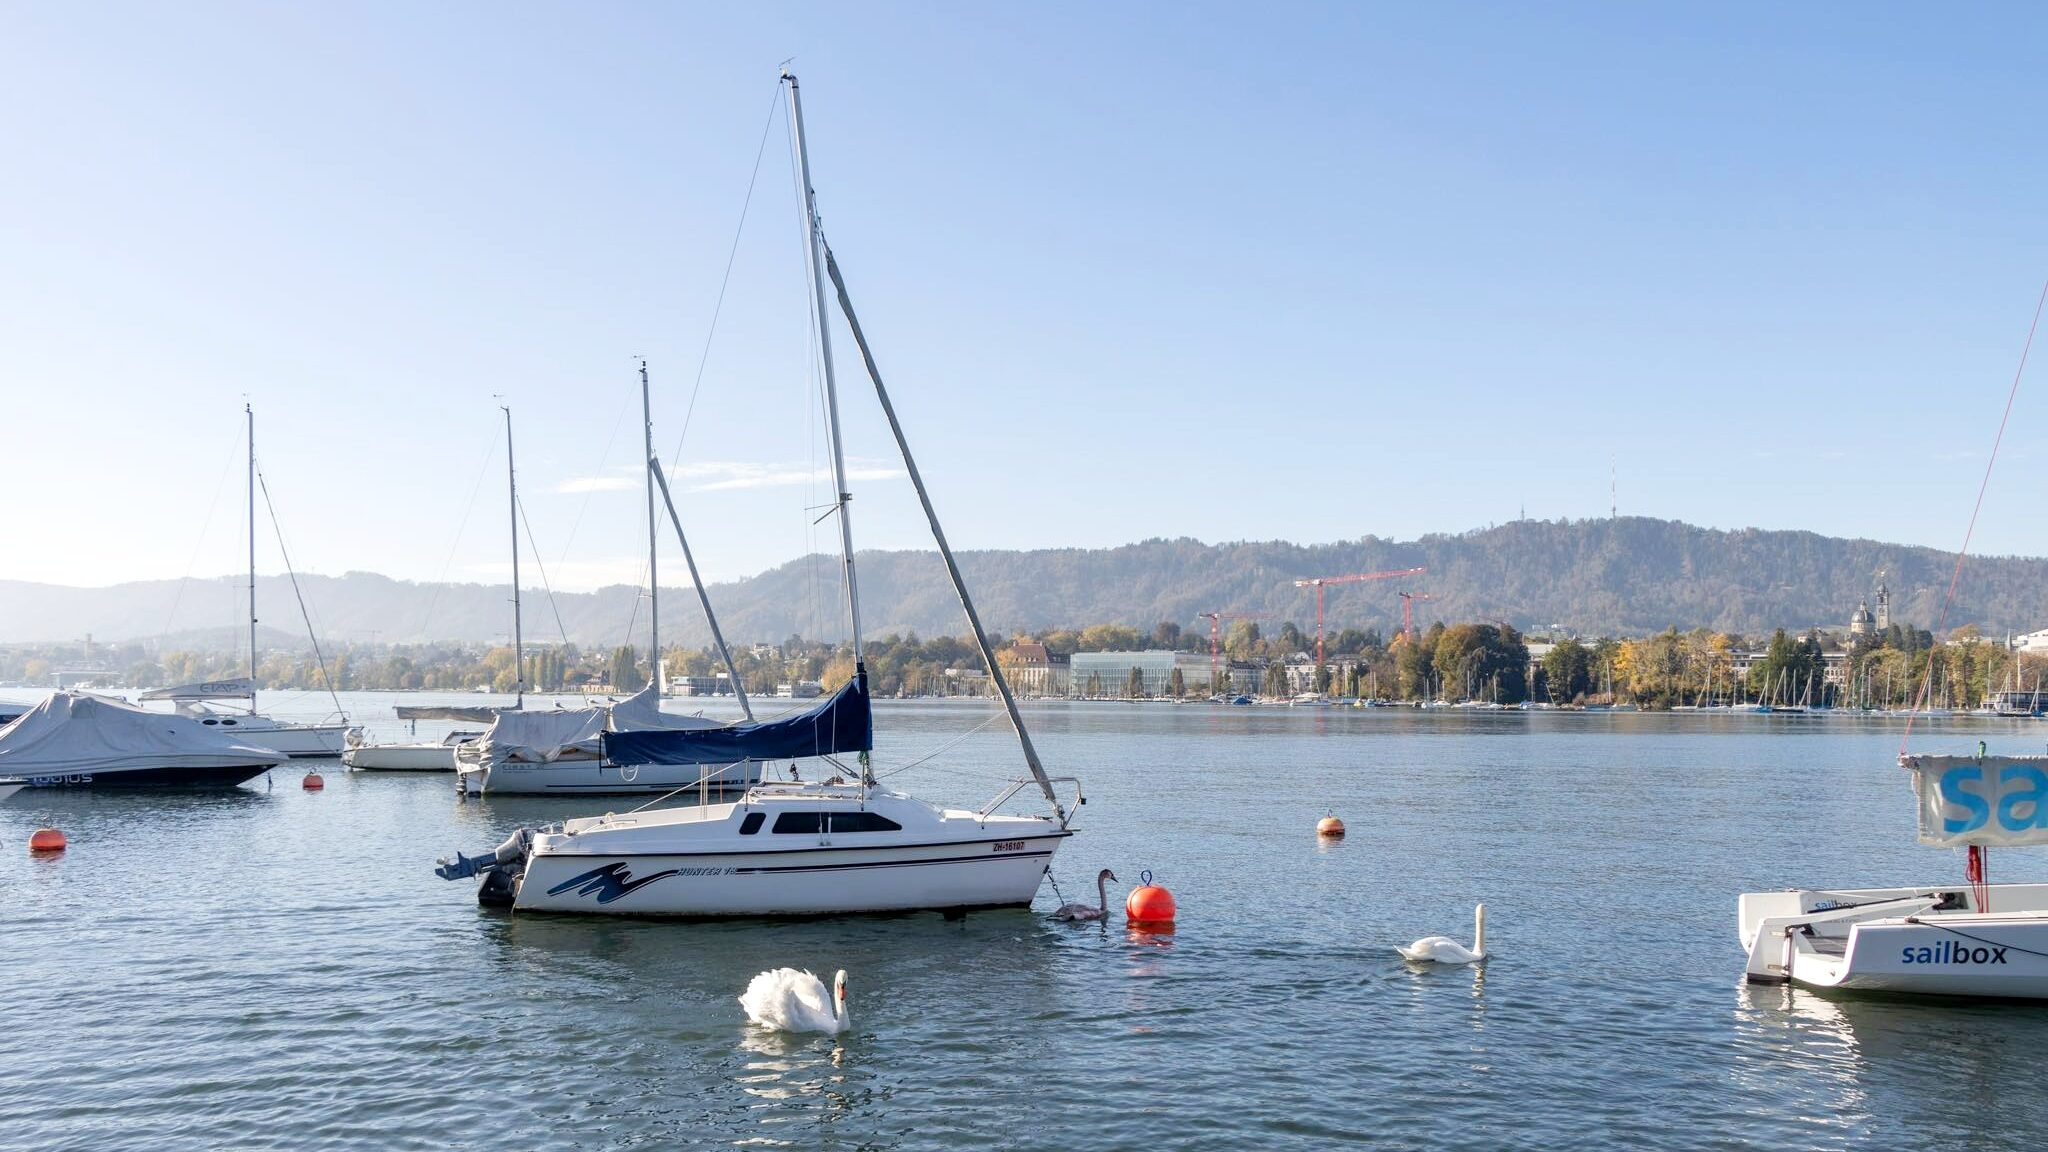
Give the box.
[4,2,2046,599]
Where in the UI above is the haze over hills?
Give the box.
[5,517,2046,649]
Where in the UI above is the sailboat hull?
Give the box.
[455,757,765,796]
[513,832,1068,916]
[446,784,1072,916]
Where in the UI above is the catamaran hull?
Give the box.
[457,759,764,796]
[510,832,1068,916]
[1741,884,2048,1000]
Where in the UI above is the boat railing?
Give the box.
[978,775,1083,827]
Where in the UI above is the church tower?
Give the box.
[1876,577,1890,631]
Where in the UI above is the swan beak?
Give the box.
[1106,871,1118,883]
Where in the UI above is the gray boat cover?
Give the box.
[475,685,728,763]
[0,692,288,775]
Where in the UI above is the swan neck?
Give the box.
[1097,874,1109,911]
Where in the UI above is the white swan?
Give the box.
[1052,869,1118,921]
[738,968,849,1034]
[1397,903,1487,964]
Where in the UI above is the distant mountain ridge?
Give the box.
[4,517,2045,647]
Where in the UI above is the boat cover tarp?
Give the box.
[479,707,608,763]
[0,692,288,775]
[393,704,506,723]
[607,683,726,733]
[475,685,727,763]
[139,677,256,702]
[603,673,871,766]
[1906,753,2048,848]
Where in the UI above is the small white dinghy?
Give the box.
[344,729,482,772]
[1740,752,2048,999]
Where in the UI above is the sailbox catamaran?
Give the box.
[434,70,1080,915]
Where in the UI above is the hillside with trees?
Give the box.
[4,517,2046,647]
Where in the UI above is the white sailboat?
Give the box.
[434,71,1079,915]
[1740,751,2048,998]
[349,406,528,772]
[143,404,353,757]
[451,367,766,796]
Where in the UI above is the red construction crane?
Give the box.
[1196,611,1259,695]
[1292,567,1426,679]
[1398,591,1437,640]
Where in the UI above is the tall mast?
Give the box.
[783,69,865,658]
[640,360,661,694]
[246,402,258,712]
[503,405,525,706]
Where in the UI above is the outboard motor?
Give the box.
[434,827,533,882]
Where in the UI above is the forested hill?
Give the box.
[5,517,2046,647]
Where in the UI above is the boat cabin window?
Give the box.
[771,811,903,834]
[738,812,766,835]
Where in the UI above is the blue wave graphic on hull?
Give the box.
[547,862,680,904]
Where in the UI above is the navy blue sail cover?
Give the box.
[602,672,872,765]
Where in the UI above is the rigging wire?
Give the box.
[253,463,346,721]
[783,83,834,652]
[1900,277,2048,754]
[515,493,574,649]
[160,423,245,643]
[417,425,501,639]
[666,86,784,469]
[559,390,635,567]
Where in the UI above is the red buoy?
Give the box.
[302,772,325,791]
[29,828,67,853]
[1125,869,1176,923]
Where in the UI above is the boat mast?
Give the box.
[640,359,662,695]
[504,405,525,707]
[783,70,865,658]
[246,402,258,713]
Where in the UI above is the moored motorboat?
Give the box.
[0,691,287,788]
[1740,752,2048,999]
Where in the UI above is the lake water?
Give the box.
[5,692,2048,1150]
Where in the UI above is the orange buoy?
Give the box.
[302,772,325,791]
[1317,814,1346,837]
[1125,869,1176,923]
[29,828,67,853]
